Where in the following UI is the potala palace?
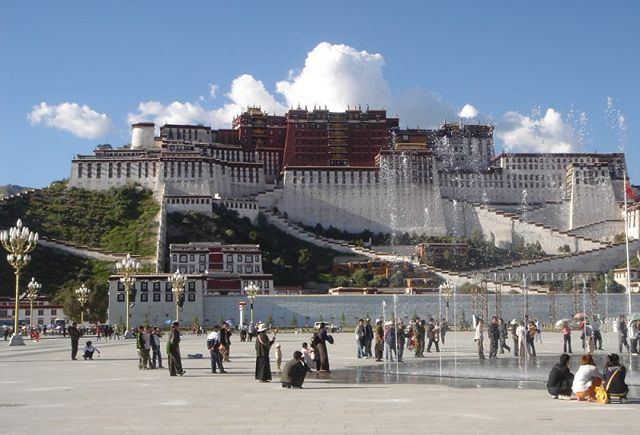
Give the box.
[69,107,639,255]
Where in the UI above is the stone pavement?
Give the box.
[0,330,637,435]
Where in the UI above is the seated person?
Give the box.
[603,353,628,399]
[83,341,100,360]
[281,351,311,389]
[572,354,602,401]
[547,353,574,399]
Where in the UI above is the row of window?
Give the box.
[77,162,158,179]
[173,253,260,263]
[116,281,197,292]
[116,293,196,303]
[0,309,56,316]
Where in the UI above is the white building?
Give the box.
[0,295,66,327]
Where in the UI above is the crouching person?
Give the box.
[281,351,311,389]
[547,353,573,399]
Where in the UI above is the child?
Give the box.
[275,343,282,371]
[83,340,100,360]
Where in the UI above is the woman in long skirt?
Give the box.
[316,323,334,372]
[255,323,276,382]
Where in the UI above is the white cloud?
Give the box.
[496,108,576,153]
[128,74,287,129]
[127,43,459,131]
[459,104,479,119]
[275,42,392,110]
[28,102,112,139]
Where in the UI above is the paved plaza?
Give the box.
[0,330,637,434]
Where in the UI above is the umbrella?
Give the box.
[555,319,569,328]
[573,312,587,321]
[629,312,640,321]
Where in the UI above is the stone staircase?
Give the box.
[258,207,544,294]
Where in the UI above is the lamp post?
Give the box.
[115,253,139,339]
[75,283,91,325]
[439,282,453,323]
[0,219,38,346]
[245,281,259,324]
[25,277,41,331]
[169,271,187,322]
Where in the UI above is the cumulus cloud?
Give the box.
[458,104,479,119]
[496,108,576,153]
[275,42,392,110]
[127,42,462,130]
[28,102,113,139]
[128,74,287,128]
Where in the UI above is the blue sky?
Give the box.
[1,1,639,187]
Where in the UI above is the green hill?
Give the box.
[0,180,159,256]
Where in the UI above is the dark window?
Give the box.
[117,294,125,302]
[165,294,173,302]
[153,293,161,302]
[188,282,195,291]
[140,294,148,302]
[188,294,196,302]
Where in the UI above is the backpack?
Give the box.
[310,332,320,349]
[595,368,621,404]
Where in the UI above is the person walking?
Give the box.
[355,319,366,358]
[439,318,447,346]
[617,315,629,353]
[255,323,276,382]
[396,320,406,362]
[526,321,537,357]
[426,318,440,353]
[364,318,373,358]
[374,319,384,362]
[488,316,500,359]
[220,322,232,362]
[474,319,485,359]
[384,321,396,362]
[516,321,527,358]
[151,327,164,369]
[591,316,603,351]
[68,322,81,361]
[498,318,511,354]
[167,321,185,376]
[207,325,227,374]
[561,320,572,354]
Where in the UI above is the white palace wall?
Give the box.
[280,168,448,235]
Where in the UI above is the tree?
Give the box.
[389,271,406,288]
[352,268,374,287]
[298,249,311,267]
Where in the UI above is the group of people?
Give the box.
[547,353,629,401]
[474,316,539,359]
[133,322,185,376]
[617,316,640,355]
[253,321,333,388]
[354,317,446,362]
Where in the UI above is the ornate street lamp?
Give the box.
[439,281,454,323]
[1,219,38,346]
[245,281,259,324]
[75,283,91,325]
[25,277,41,330]
[169,271,187,322]
[115,253,139,339]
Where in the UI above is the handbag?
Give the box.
[595,368,621,404]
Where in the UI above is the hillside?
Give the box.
[166,205,341,285]
[0,184,32,197]
[0,181,159,256]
